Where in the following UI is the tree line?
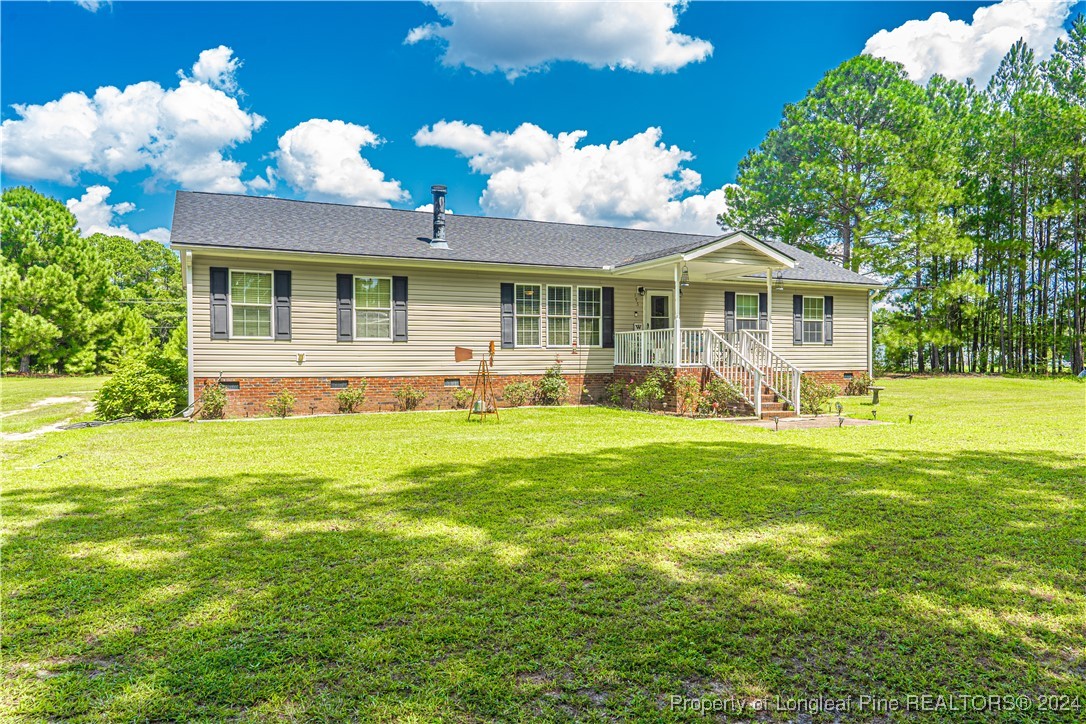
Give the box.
[724,16,1085,374]
[1,187,185,374]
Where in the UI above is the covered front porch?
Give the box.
[607,232,802,415]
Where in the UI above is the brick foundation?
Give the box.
[195,373,613,418]
[801,369,869,390]
[194,368,866,418]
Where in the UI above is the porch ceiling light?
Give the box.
[680,265,690,287]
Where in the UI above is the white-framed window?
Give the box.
[355,276,392,340]
[736,293,761,330]
[515,284,541,346]
[547,285,572,347]
[803,296,824,344]
[578,286,602,347]
[230,270,273,339]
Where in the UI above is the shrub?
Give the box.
[501,380,535,407]
[800,376,839,415]
[95,351,186,421]
[267,389,296,418]
[452,386,474,409]
[844,372,873,396]
[697,377,744,417]
[199,382,228,419]
[674,374,701,416]
[603,380,628,407]
[336,381,369,413]
[631,368,670,411]
[535,365,569,406]
[393,384,426,411]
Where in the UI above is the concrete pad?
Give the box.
[727,415,887,430]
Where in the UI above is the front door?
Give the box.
[646,292,673,330]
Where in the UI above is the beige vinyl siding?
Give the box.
[696,242,779,267]
[191,255,636,377]
[190,253,870,377]
[769,284,869,371]
[660,279,869,371]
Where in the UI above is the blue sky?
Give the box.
[2,1,1082,241]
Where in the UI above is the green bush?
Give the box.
[267,389,296,418]
[844,372,873,396]
[535,365,569,406]
[502,380,535,407]
[95,352,186,420]
[336,381,368,413]
[452,386,474,409]
[800,376,839,415]
[603,380,628,406]
[393,384,426,411]
[631,368,670,410]
[697,377,744,417]
[198,382,227,419]
[674,374,701,416]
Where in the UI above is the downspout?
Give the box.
[185,250,195,413]
[867,288,874,378]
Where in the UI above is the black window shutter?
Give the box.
[500,283,515,348]
[336,274,354,341]
[602,287,615,348]
[793,295,803,345]
[724,291,736,333]
[759,292,768,330]
[210,267,229,339]
[824,295,834,345]
[274,270,291,341]
[392,276,408,342]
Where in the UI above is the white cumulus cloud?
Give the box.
[66,185,171,243]
[274,119,408,206]
[0,47,264,193]
[406,1,712,79]
[863,0,1076,84]
[185,45,241,93]
[414,121,729,233]
[415,203,454,214]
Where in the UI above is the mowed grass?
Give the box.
[2,377,1084,721]
[1,376,107,434]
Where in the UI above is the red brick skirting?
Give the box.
[195,373,613,418]
[194,368,866,418]
[802,370,869,389]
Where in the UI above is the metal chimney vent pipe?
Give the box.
[431,185,448,249]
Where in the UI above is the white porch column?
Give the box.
[674,262,682,366]
[765,266,774,350]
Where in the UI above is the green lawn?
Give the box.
[3,377,1084,721]
[1,376,107,435]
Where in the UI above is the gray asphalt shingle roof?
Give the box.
[171,192,879,286]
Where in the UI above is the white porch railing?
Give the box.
[614,328,766,416]
[742,329,769,347]
[615,328,676,367]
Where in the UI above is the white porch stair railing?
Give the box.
[723,330,802,415]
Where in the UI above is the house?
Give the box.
[171,187,881,418]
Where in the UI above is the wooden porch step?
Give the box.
[760,410,797,420]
